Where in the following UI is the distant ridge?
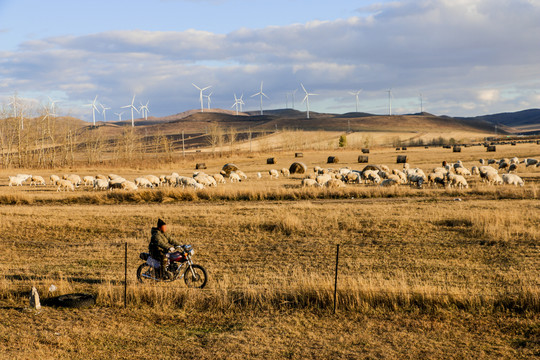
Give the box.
[457,108,540,127]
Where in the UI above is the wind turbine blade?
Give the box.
[192,83,201,90]
[301,83,307,94]
[202,86,212,91]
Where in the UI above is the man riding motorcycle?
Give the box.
[149,218,182,279]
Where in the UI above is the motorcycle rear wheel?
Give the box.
[184,264,208,289]
[137,263,158,283]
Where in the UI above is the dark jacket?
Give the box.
[149,227,181,259]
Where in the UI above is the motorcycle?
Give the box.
[137,244,208,288]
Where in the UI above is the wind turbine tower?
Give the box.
[301,83,318,119]
[114,111,124,122]
[349,90,362,113]
[192,83,211,112]
[100,103,111,122]
[85,95,99,126]
[251,81,269,115]
[386,89,393,116]
[121,95,139,127]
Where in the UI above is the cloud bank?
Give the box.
[1,0,540,120]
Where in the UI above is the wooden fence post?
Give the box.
[124,242,128,309]
[333,244,340,314]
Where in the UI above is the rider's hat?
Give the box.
[157,218,166,228]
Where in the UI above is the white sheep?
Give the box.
[343,171,361,184]
[280,168,290,177]
[325,179,345,188]
[95,174,108,181]
[30,175,46,186]
[8,176,26,187]
[109,178,126,190]
[93,178,109,191]
[236,170,248,180]
[82,176,95,186]
[447,173,468,189]
[108,174,122,180]
[134,177,153,188]
[144,175,161,187]
[121,181,138,191]
[427,172,446,187]
[455,167,471,176]
[269,169,279,179]
[502,174,524,187]
[510,157,519,165]
[212,173,226,184]
[485,172,503,185]
[50,174,61,185]
[257,172,262,180]
[65,174,82,187]
[316,174,332,186]
[302,178,319,187]
[471,166,480,176]
[229,172,241,183]
[57,179,75,192]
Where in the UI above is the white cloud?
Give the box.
[2,0,540,119]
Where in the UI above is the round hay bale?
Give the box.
[358,155,369,163]
[289,162,307,174]
[195,163,207,170]
[361,148,370,154]
[486,145,496,152]
[267,157,276,164]
[221,163,239,177]
[453,146,462,153]
[327,156,339,164]
[361,165,382,172]
[295,152,304,158]
[397,155,408,164]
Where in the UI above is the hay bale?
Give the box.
[511,141,517,146]
[395,147,401,151]
[195,163,207,170]
[402,147,408,151]
[397,155,408,164]
[362,165,382,172]
[267,157,276,164]
[289,162,307,174]
[442,145,452,149]
[537,140,540,145]
[221,163,239,176]
[295,152,303,158]
[486,145,496,152]
[358,155,369,163]
[327,156,339,164]
[453,146,462,153]
[361,148,370,154]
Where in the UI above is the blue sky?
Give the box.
[1,0,540,121]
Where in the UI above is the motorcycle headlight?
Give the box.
[189,249,195,256]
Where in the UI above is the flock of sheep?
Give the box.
[5,156,538,192]
[290,156,538,189]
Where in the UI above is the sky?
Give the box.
[1,0,540,122]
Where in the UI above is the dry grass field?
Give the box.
[0,142,539,359]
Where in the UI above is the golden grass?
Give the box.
[1,144,539,358]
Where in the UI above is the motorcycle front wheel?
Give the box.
[137,263,158,283]
[184,264,208,289]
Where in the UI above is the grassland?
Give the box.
[0,143,539,359]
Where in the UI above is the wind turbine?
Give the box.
[114,111,125,122]
[349,90,362,113]
[139,101,149,120]
[288,89,298,109]
[205,92,213,109]
[301,83,318,119]
[419,93,424,114]
[192,83,211,112]
[85,95,100,126]
[386,89,393,116]
[48,96,60,116]
[100,103,111,122]
[251,81,269,115]
[231,94,243,115]
[121,95,139,127]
